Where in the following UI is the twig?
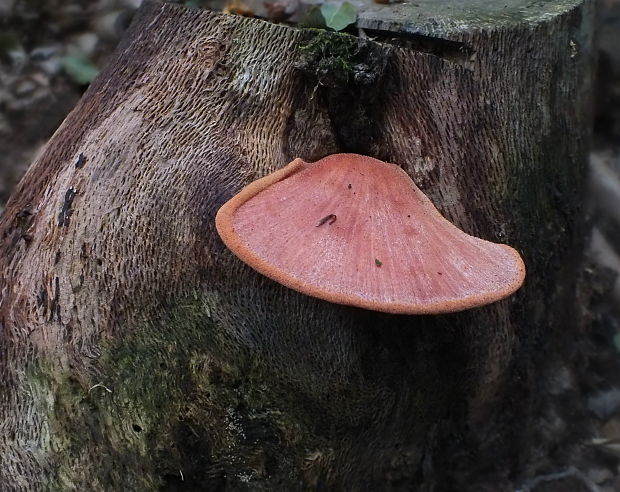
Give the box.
[88,383,112,394]
[515,466,603,492]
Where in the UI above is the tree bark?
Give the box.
[0,1,594,490]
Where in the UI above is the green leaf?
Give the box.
[300,5,327,29]
[320,2,357,31]
[61,55,99,86]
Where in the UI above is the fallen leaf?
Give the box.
[320,2,357,31]
[61,56,99,85]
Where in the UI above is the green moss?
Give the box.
[24,294,315,489]
[297,29,357,88]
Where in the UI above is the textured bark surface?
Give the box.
[0,1,593,490]
[355,0,590,35]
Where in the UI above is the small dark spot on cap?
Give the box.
[348,183,352,189]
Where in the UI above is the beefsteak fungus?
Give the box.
[216,154,525,314]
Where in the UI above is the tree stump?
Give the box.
[0,1,594,490]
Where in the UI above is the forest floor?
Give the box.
[2,1,620,491]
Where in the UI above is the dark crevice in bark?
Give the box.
[292,32,393,158]
[282,23,474,68]
[287,25,475,161]
[364,30,476,70]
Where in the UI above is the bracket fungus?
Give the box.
[215,154,525,314]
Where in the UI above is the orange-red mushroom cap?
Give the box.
[215,154,525,314]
